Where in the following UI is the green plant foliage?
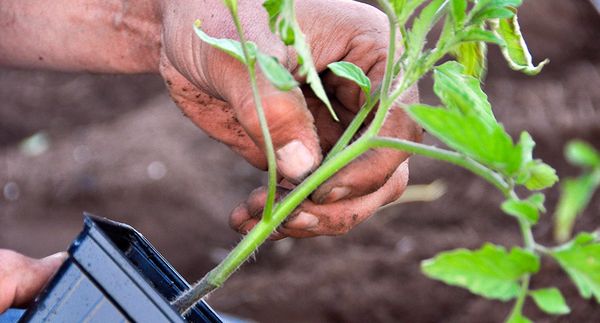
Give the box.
[565,140,600,168]
[422,244,540,300]
[490,10,549,75]
[405,0,447,65]
[457,27,505,45]
[449,0,467,29]
[554,174,600,242]
[327,61,372,100]
[194,21,297,92]
[521,161,558,190]
[514,132,558,190]
[554,140,600,242]
[453,41,487,79]
[391,0,428,26]
[262,0,338,120]
[506,313,532,323]
[529,288,571,315]
[551,233,600,302]
[183,2,594,321]
[468,0,522,25]
[433,62,495,124]
[409,105,522,174]
[501,193,545,225]
[193,20,256,65]
[256,53,298,91]
[408,62,532,175]
[452,26,505,79]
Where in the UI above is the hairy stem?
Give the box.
[325,91,380,161]
[231,7,277,221]
[506,275,531,322]
[376,0,398,102]
[369,137,511,194]
[173,138,372,313]
[368,0,398,136]
[504,187,535,322]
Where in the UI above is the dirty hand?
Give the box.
[160,0,420,238]
[0,249,67,313]
[1,0,419,240]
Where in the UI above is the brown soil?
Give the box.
[1,1,600,322]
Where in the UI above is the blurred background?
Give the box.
[1,0,599,322]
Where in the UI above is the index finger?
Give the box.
[311,85,420,204]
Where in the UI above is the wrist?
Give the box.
[0,0,164,73]
[92,0,165,73]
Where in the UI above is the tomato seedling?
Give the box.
[171,1,600,322]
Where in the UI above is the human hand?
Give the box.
[0,249,67,313]
[159,0,421,238]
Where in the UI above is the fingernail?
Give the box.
[285,211,319,230]
[276,140,315,182]
[44,252,68,262]
[268,231,287,241]
[323,186,351,203]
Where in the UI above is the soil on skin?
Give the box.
[1,1,600,322]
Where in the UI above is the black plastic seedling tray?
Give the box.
[16,213,222,323]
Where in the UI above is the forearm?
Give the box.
[0,0,162,73]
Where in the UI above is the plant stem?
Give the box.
[172,138,371,314]
[369,137,511,194]
[506,275,530,322]
[325,91,380,161]
[376,0,397,103]
[368,0,398,136]
[505,188,535,322]
[518,218,535,251]
[230,7,277,221]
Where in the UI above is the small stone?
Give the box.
[147,161,167,180]
[3,182,20,201]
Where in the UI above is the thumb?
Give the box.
[0,250,67,311]
[225,75,322,183]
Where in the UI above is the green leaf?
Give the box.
[566,140,600,168]
[507,313,532,323]
[457,28,505,45]
[262,0,336,120]
[449,0,467,29]
[551,233,600,302]
[433,62,495,126]
[515,132,557,190]
[514,132,557,190]
[390,0,407,19]
[526,192,546,213]
[408,105,521,174]
[193,20,253,65]
[452,27,505,80]
[394,0,428,26]
[452,41,488,80]
[516,131,535,165]
[422,244,540,301]
[529,288,571,315]
[503,193,545,221]
[501,197,539,225]
[468,0,523,25]
[327,62,371,100]
[491,11,549,75]
[263,0,295,45]
[554,171,600,242]
[471,7,515,24]
[256,53,298,91]
[522,160,558,190]
[405,0,447,65]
